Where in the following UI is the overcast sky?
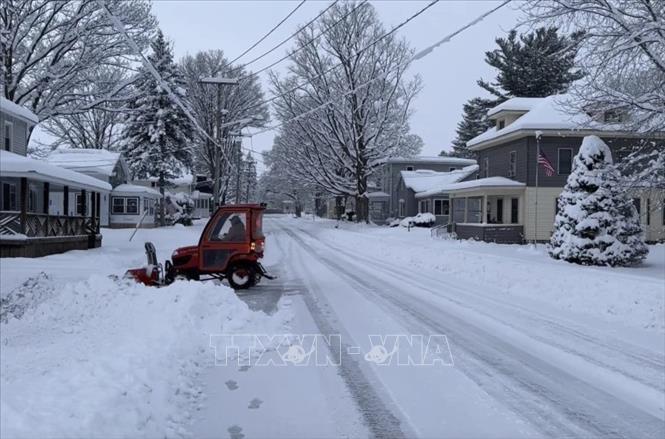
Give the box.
[152,0,522,170]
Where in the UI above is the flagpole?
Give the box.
[534,131,542,246]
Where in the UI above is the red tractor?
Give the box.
[126,203,273,289]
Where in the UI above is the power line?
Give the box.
[236,1,369,81]
[229,1,339,74]
[246,0,512,137]
[228,0,307,66]
[231,0,441,120]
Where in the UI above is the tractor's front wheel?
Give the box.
[227,264,256,290]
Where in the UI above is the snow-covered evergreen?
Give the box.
[121,30,193,224]
[447,97,494,158]
[549,136,648,266]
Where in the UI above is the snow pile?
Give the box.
[1,275,291,438]
[399,212,436,227]
[549,136,648,266]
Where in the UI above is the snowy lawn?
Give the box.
[307,217,665,332]
[0,223,292,438]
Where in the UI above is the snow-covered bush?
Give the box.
[165,192,195,226]
[549,136,648,266]
[399,212,436,228]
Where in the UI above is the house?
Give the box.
[377,156,477,222]
[396,166,479,224]
[134,173,212,220]
[444,94,665,244]
[45,148,163,228]
[1,98,111,257]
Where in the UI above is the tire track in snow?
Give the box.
[277,220,665,439]
[269,223,413,439]
[297,223,665,391]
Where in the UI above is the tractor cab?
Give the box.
[126,203,273,289]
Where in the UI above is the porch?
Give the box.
[1,151,111,257]
[426,177,526,244]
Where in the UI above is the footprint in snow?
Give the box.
[227,425,245,439]
[248,398,263,409]
[225,380,238,391]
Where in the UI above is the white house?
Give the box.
[109,184,161,228]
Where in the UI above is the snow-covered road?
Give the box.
[2,215,663,438]
[198,215,663,438]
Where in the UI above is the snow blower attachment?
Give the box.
[125,204,274,289]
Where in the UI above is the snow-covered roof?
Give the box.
[367,191,390,198]
[0,150,111,191]
[468,94,643,149]
[402,165,478,195]
[144,173,194,185]
[112,184,161,197]
[191,190,212,199]
[0,97,39,124]
[386,155,477,166]
[421,176,525,196]
[486,97,543,117]
[45,148,123,177]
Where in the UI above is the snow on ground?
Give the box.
[0,222,292,438]
[317,217,665,332]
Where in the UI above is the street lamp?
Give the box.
[197,76,239,208]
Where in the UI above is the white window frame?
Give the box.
[434,199,449,216]
[4,121,13,152]
[111,196,140,215]
[558,148,573,175]
[483,157,489,178]
[419,199,430,214]
[1,182,17,211]
[398,199,406,217]
[498,119,505,130]
[508,150,517,177]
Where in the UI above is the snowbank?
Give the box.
[1,274,291,438]
[399,212,436,227]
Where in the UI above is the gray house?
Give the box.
[373,156,477,222]
[456,94,665,243]
[1,98,111,257]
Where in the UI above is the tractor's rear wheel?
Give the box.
[227,264,256,290]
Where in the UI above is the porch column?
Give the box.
[482,194,488,224]
[19,177,27,235]
[90,191,97,231]
[63,185,69,216]
[80,189,87,216]
[43,182,50,236]
[96,192,101,232]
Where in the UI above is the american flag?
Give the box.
[538,151,556,177]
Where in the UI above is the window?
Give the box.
[453,198,466,223]
[419,199,430,213]
[558,149,573,175]
[554,197,560,216]
[496,198,503,223]
[28,186,38,213]
[508,151,517,177]
[510,198,519,224]
[434,199,449,216]
[646,198,651,226]
[2,183,17,210]
[405,166,414,171]
[498,119,505,130]
[211,212,247,241]
[467,197,482,223]
[483,157,489,178]
[399,199,405,217]
[4,122,12,151]
[111,196,140,215]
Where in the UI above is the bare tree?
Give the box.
[180,50,269,204]
[524,0,665,190]
[271,2,422,222]
[1,0,156,120]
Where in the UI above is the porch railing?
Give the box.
[0,211,99,238]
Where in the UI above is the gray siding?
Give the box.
[0,112,29,156]
[455,224,524,244]
[477,135,662,188]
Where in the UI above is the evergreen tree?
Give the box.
[444,97,495,158]
[122,30,193,225]
[451,27,584,155]
[549,136,648,267]
[478,27,584,99]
